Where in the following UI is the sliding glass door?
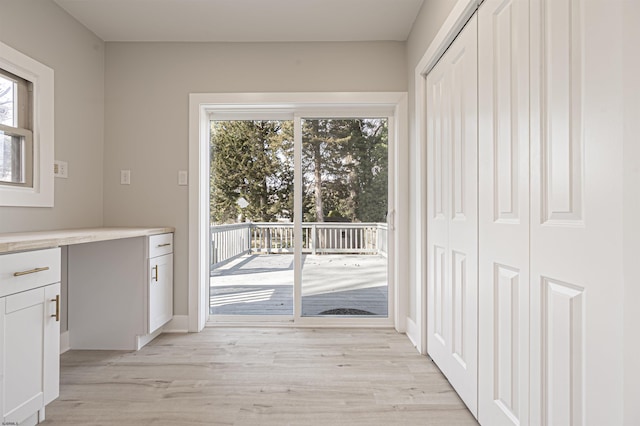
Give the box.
[209,113,390,323]
[300,118,389,317]
[209,120,295,317]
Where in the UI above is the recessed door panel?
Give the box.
[495,264,521,422]
[542,277,584,425]
[434,245,446,343]
[541,0,583,224]
[452,250,467,366]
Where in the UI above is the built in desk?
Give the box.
[0,227,175,425]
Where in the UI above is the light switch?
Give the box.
[178,170,188,186]
[120,170,131,185]
[54,160,68,178]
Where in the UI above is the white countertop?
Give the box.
[0,227,175,254]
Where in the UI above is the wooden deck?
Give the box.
[210,254,388,316]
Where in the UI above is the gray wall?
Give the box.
[103,41,407,315]
[0,0,105,232]
[623,1,640,424]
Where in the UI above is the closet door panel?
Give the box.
[478,0,530,425]
[427,62,450,352]
[447,17,478,386]
[530,0,624,424]
[427,46,451,364]
[426,14,478,417]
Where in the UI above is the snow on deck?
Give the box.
[210,254,388,316]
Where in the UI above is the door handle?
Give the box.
[51,295,60,322]
[14,266,50,277]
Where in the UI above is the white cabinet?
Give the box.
[69,233,173,350]
[148,233,173,334]
[0,248,61,426]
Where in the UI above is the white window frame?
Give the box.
[0,41,54,207]
[188,92,408,332]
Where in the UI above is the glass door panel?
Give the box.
[209,120,295,316]
[300,118,389,317]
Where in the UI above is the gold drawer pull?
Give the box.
[51,295,60,322]
[13,266,50,277]
[152,265,159,282]
[157,243,171,248]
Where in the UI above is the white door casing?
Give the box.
[426,14,478,417]
[478,0,530,424]
[190,92,408,330]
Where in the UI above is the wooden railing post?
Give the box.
[265,227,272,254]
[311,223,317,255]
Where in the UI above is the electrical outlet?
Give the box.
[178,170,188,186]
[54,160,68,178]
[120,169,131,185]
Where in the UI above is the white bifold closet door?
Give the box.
[426,14,478,416]
[478,0,530,424]
[477,0,625,424]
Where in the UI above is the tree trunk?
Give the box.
[313,141,324,222]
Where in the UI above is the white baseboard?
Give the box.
[136,328,164,350]
[163,315,189,333]
[60,330,70,354]
[59,317,188,354]
[405,317,422,354]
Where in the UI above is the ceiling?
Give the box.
[52,0,425,43]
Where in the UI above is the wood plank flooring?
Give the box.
[45,328,478,425]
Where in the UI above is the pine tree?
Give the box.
[301,118,388,223]
[210,120,293,224]
[211,118,387,225]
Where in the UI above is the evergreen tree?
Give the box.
[301,118,388,223]
[210,120,293,224]
[210,118,387,225]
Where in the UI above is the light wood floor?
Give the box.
[45,328,478,425]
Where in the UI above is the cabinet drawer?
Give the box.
[148,233,173,258]
[0,248,61,298]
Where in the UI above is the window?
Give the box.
[0,41,54,207]
[0,68,33,187]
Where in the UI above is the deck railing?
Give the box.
[210,222,388,266]
[209,223,252,266]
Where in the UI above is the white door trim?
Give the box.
[188,92,408,332]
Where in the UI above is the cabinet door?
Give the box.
[149,253,173,333]
[44,283,61,405]
[0,283,60,424]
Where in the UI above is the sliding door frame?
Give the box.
[188,92,408,331]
